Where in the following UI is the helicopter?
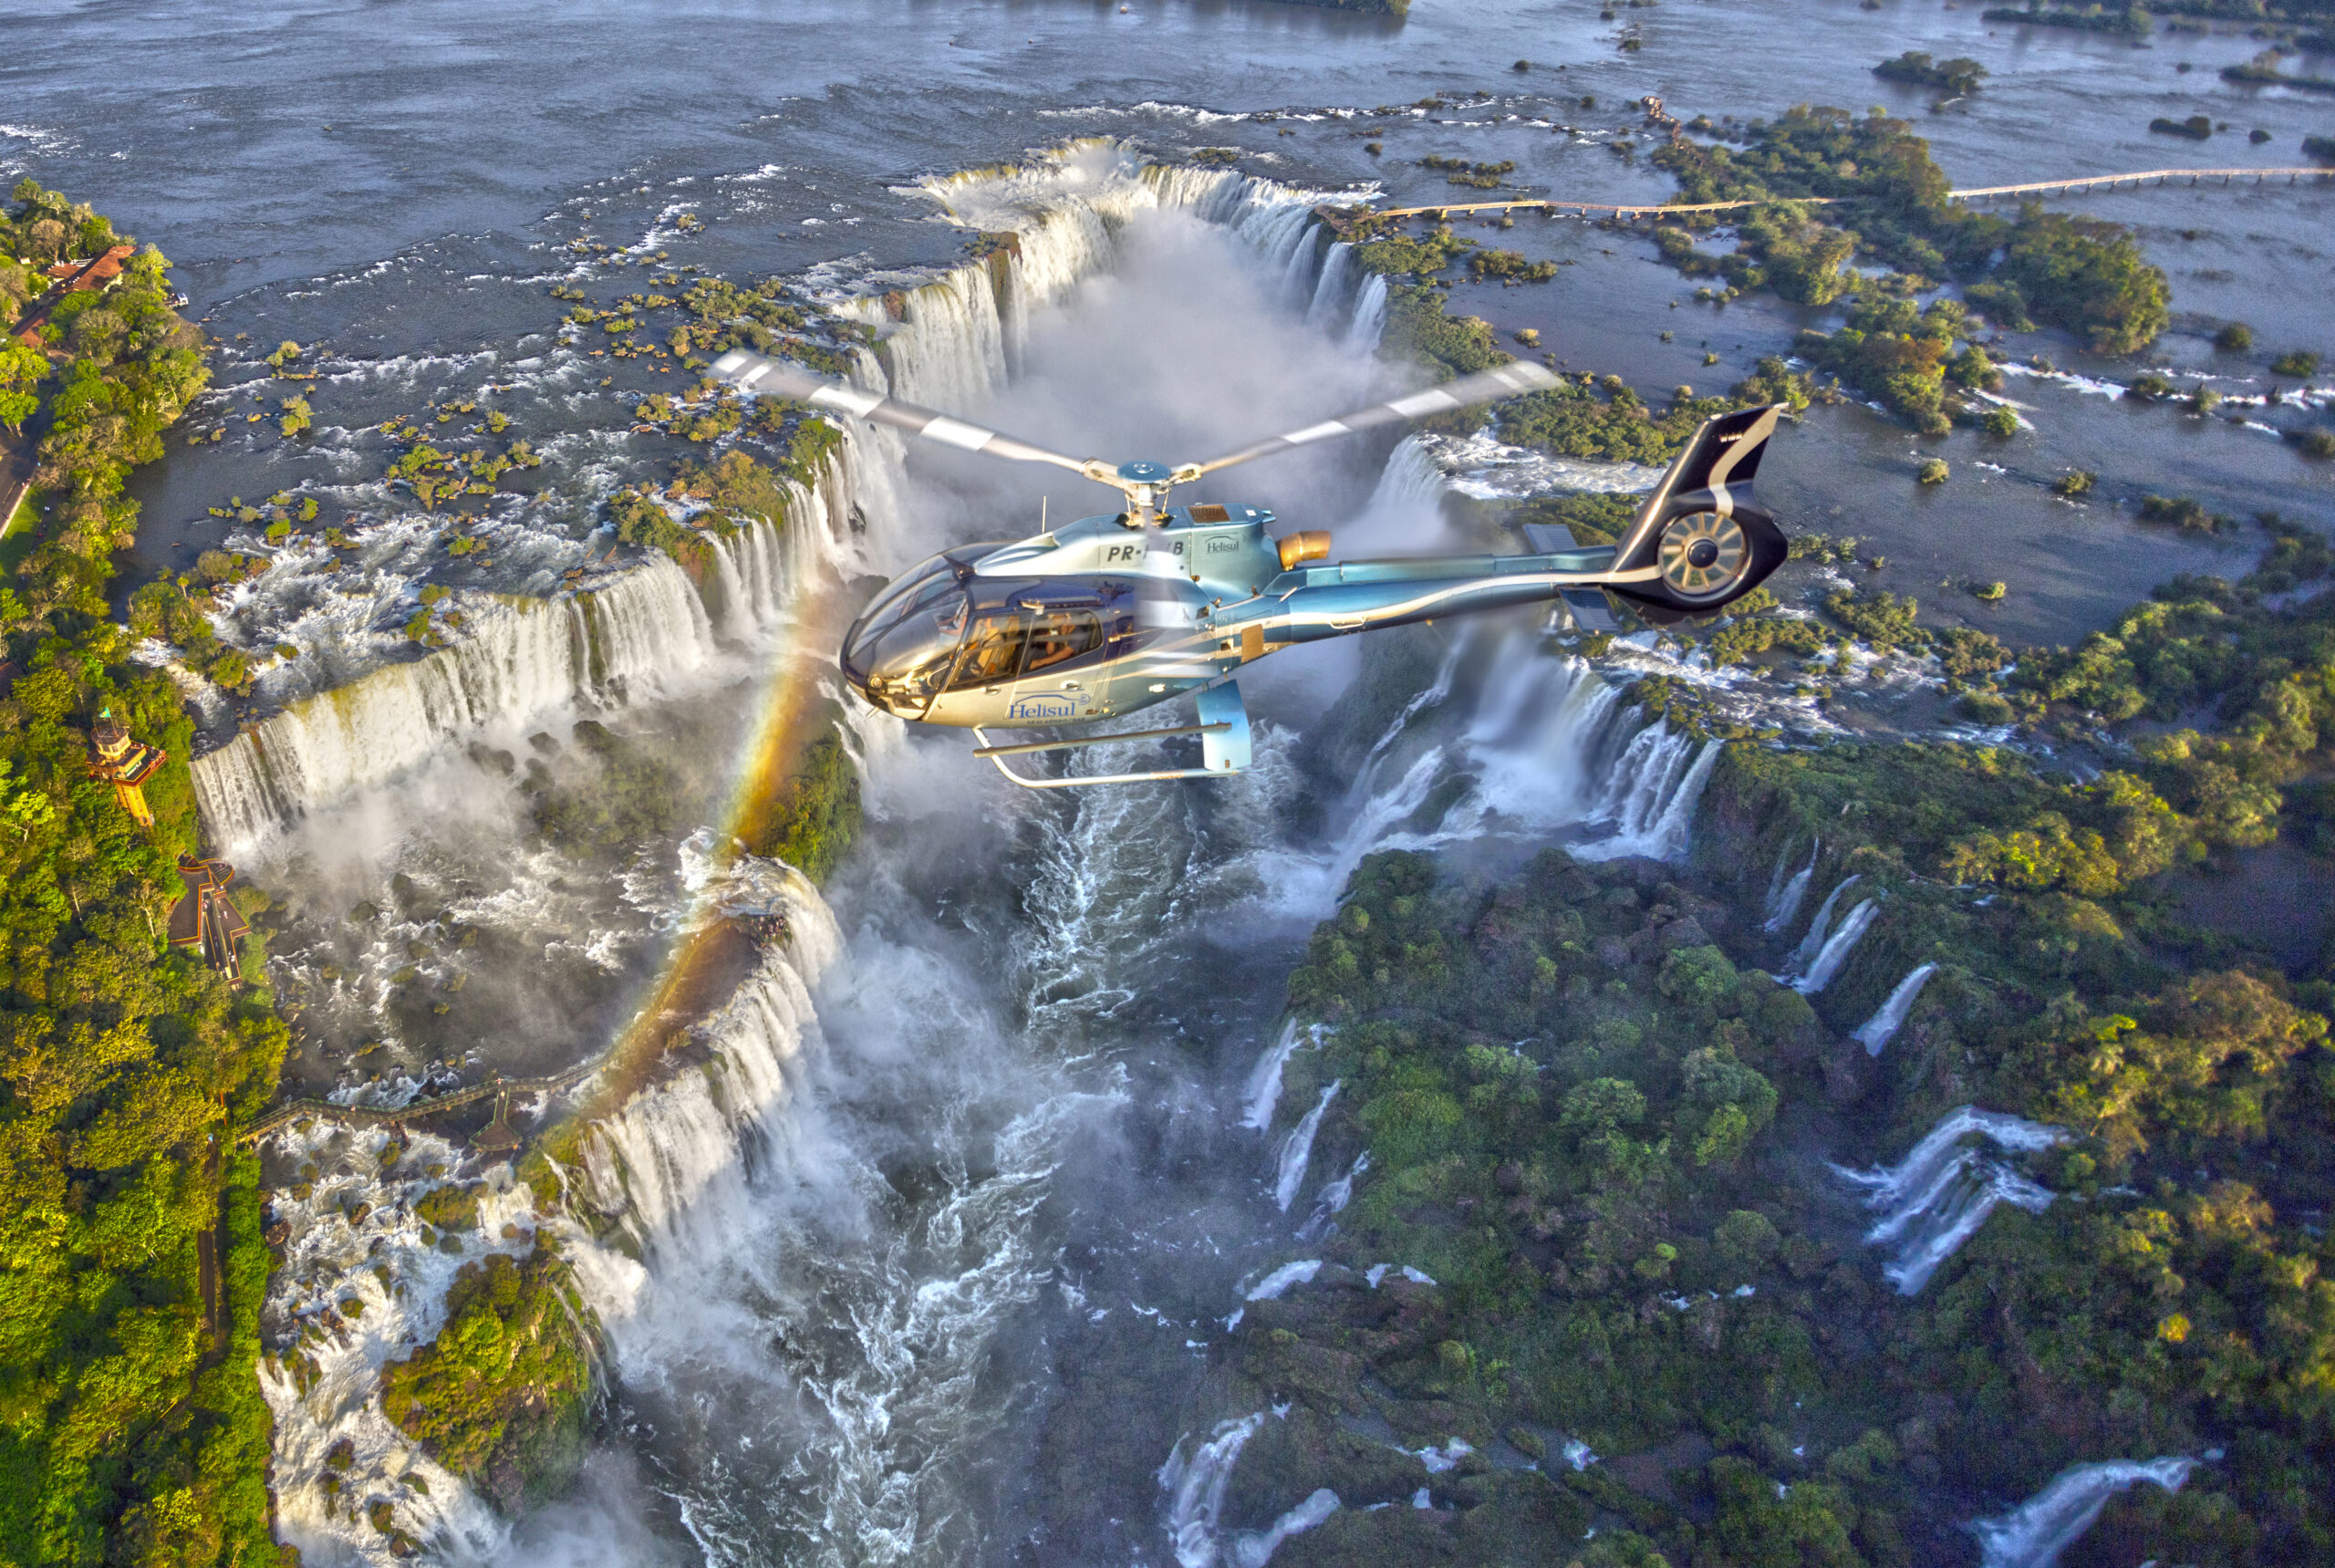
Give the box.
[710,348,1788,788]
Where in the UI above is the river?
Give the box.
[3,2,2329,1563]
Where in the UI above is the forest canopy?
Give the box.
[0,181,286,1567]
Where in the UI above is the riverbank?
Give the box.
[0,182,289,1566]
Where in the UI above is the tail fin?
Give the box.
[1605,404,1790,622]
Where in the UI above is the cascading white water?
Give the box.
[252,145,1448,1565]
[1157,1408,1341,1568]
[1763,839,1819,934]
[1274,1082,1339,1211]
[1231,1491,1341,1568]
[1577,730,1723,864]
[1245,1260,1324,1302]
[1791,898,1877,994]
[1344,274,1388,351]
[1321,636,1725,900]
[1832,1106,2069,1294]
[568,866,842,1262]
[1363,433,1451,521]
[1242,1019,1307,1131]
[1304,240,1354,327]
[1853,962,1938,1055]
[1161,1414,1269,1568]
[261,1127,553,1567]
[1969,1457,2195,1568]
[192,553,720,852]
[1790,875,1861,971]
[1298,1149,1369,1241]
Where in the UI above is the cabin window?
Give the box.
[1021,612,1101,676]
[951,615,1029,689]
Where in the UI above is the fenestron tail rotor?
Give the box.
[710,349,1562,524]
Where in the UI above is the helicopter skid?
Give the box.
[972,680,1252,789]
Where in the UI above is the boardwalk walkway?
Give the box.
[237,1055,610,1145]
[1368,165,2332,222]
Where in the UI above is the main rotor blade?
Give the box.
[1173,361,1561,481]
[709,349,1097,476]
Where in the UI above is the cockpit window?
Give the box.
[1022,612,1101,675]
[950,615,1028,690]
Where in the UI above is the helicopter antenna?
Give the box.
[709,349,1561,525]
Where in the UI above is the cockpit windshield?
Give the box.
[843,584,968,717]
[849,553,959,644]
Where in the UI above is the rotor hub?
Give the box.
[1116,461,1172,484]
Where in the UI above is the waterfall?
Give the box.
[1363,434,1451,521]
[192,554,720,852]
[1324,644,1722,894]
[1832,1106,2069,1294]
[1345,274,1388,351]
[1304,240,1354,327]
[1273,1082,1339,1211]
[1970,1458,2195,1568]
[867,154,1341,426]
[1853,963,1938,1055]
[1762,839,1819,933]
[1231,1491,1340,1568]
[1158,1408,1340,1568]
[259,1126,546,1565]
[1298,1150,1368,1241]
[1341,628,1467,813]
[1160,1414,1267,1568]
[571,867,844,1261]
[1791,898,1877,994]
[1577,731,1722,864]
[1244,1260,1323,1302]
[1790,876,1862,971]
[1241,1020,1306,1131]
[1783,897,1877,995]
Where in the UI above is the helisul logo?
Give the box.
[1009,695,1080,722]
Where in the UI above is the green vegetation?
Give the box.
[1380,287,1509,383]
[1232,514,2335,1562]
[2151,114,2216,140]
[379,1248,597,1515]
[0,183,291,1565]
[1466,249,1559,284]
[1797,296,2002,435]
[1651,107,2171,352]
[606,430,837,579]
[1824,587,1927,649]
[1916,457,1949,484]
[2222,57,2335,93]
[1982,2,2151,33]
[744,727,863,884]
[1505,491,1639,547]
[2053,469,2098,498]
[2270,349,2322,378]
[1872,51,1986,95]
[1997,208,2171,354]
[1500,377,1733,463]
[2137,493,2233,533]
[1350,224,1474,282]
[1420,156,1517,190]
